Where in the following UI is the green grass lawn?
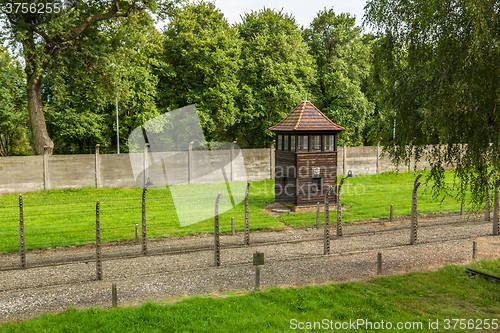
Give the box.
[0,180,281,252]
[2,259,499,332]
[280,170,470,227]
[0,171,472,252]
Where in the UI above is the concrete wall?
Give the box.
[48,155,95,189]
[100,154,138,188]
[241,149,271,180]
[0,145,437,194]
[0,156,44,193]
[337,145,435,176]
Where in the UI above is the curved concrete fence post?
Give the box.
[410,173,422,245]
[337,177,347,237]
[323,186,334,255]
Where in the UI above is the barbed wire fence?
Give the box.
[0,179,281,269]
[0,175,494,273]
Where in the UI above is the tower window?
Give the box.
[312,135,321,151]
[325,135,335,151]
[298,135,308,150]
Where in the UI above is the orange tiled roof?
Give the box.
[269,101,344,132]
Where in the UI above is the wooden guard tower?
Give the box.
[269,100,344,207]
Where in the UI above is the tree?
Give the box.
[157,1,241,143]
[304,9,374,146]
[236,8,315,148]
[363,33,397,146]
[0,0,171,154]
[42,11,163,153]
[0,46,30,156]
[365,0,500,201]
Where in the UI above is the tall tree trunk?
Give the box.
[26,68,53,155]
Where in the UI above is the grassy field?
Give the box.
[279,170,470,227]
[0,180,280,252]
[0,171,470,252]
[2,259,499,332]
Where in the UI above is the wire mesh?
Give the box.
[0,180,278,268]
[0,173,477,270]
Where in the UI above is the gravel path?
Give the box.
[1,213,499,323]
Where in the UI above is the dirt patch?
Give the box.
[264,202,293,218]
[264,201,353,216]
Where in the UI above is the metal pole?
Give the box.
[95,144,100,188]
[214,193,221,267]
[337,178,347,237]
[472,241,477,260]
[19,194,26,268]
[231,217,235,236]
[390,204,394,223]
[116,97,120,154]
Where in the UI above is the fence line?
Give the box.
[0,193,489,274]
[1,145,446,195]
[0,172,492,272]
[0,180,277,256]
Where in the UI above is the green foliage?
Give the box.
[2,259,500,331]
[236,8,315,148]
[43,11,163,153]
[0,46,30,156]
[363,33,400,145]
[158,1,241,143]
[158,5,319,148]
[365,0,500,203]
[304,9,374,146]
[0,0,174,154]
[1,2,380,154]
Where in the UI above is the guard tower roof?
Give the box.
[269,101,344,132]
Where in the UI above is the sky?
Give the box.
[212,0,370,29]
